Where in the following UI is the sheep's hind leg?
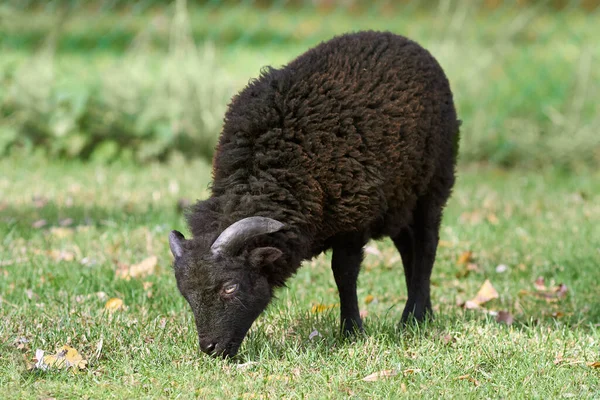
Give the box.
[399,195,443,323]
[331,237,364,335]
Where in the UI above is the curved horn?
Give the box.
[211,217,284,256]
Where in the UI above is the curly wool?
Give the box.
[188,31,459,286]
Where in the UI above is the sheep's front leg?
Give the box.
[331,241,364,335]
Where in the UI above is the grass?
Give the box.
[1,156,599,398]
[1,2,599,167]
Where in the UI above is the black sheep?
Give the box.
[169,31,460,358]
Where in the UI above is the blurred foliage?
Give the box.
[0,0,599,167]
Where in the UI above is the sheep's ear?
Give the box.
[249,247,282,268]
[169,230,185,260]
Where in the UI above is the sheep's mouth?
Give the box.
[210,341,241,359]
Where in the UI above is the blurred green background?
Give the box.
[1,0,598,169]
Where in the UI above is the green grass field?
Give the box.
[1,2,599,398]
[1,2,599,167]
[1,156,599,398]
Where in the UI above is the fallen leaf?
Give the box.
[364,294,375,305]
[457,374,480,386]
[32,219,47,229]
[308,329,321,340]
[403,368,421,375]
[463,279,499,309]
[14,337,30,352]
[495,310,514,325]
[588,362,600,368]
[534,277,546,291]
[457,251,473,265]
[31,345,88,371]
[104,298,125,312]
[311,303,338,313]
[555,283,568,298]
[441,334,456,345]
[362,369,398,381]
[523,279,568,302]
[116,256,157,280]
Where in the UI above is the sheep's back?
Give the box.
[212,31,458,244]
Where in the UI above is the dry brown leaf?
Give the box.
[524,278,568,302]
[457,374,480,386]
[495,310,514,325]
[403,368,421,375]
[457,251,473,265]
[31,345,88,371]
[104,298,125,312]
[464,279,499,309]
[588,361,600,368]
[362,369,398,381]
[116,256,157,280]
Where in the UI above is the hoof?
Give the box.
[340,320,364,337]
[400,302,433,325]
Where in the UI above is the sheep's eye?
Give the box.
[222,283,238,295]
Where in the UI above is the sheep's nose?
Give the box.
[199,338,217,354]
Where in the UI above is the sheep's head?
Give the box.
[169,217,284,358]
